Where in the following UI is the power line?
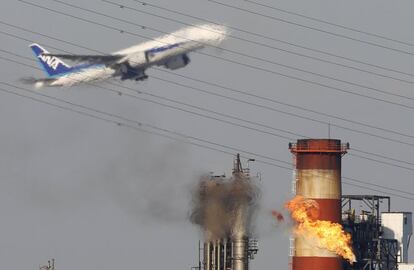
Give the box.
[48,0,414,103]
[342,182,414,201]
[0,81,294,167]
[17,0,414,110]
[347,153,414,172]
[9,43,414,163]
[151,74,414,147]
[2,21,414,144]
[245,0,414,48]
[0,82,413,201]
[101,0,414,86]
[2,26,410,181]
[3,52,298,141]
[2,24,412,145]
[0,83,287,169]
[0,29,413,170]
[155,68,414,140]
[207,0,414,56]
[350,148,414,167]
[3,49,414,174]
[4,28,414,175]
[343,176,414,197]
[0,20,102,54]
[129,0,414,79]
[4,4,414,200]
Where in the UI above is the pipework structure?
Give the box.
[342,195,401,270]
[289,139,349,270]
[193,154,259,270]
[202,237,258,270]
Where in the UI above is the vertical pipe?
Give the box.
[388,198,391,212]
[223,239,227,270]
[212,242,216,270]
[231,241,234,270]
[232,238,247,270]
[231,195,248,270]
[198,240,204,270]
[199,241,202,270]
[205,242,211,270]
[289,139,348,270]
[217,240,221,270]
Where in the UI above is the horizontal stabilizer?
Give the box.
[19,76,56,89]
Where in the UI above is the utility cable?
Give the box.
[207,0,414,56]
[245,0,414,47]
[3,49,414,173]
[2,28,414,166]
[1,21,413,143]
[0,82,413,200]
[129,0,414,79]
[3,26,414,172]
[48,0,414,102]
[155,68,414,140]
[103,0,414,86]
[0,81,293,166]
[17,0,414,110]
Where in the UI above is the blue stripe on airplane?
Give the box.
[146,43,182,54]
[50,42,182,78]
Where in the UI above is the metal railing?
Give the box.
[289,142,349,153]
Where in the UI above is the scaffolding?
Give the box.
[342,195,398,270]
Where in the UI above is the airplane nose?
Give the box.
[198,24,227,45]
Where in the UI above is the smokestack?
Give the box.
[289,139,349,270]
[191,154,258,270]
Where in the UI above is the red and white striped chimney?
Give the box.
[289,139,349,270]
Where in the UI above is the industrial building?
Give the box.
[289,139,348,270]
[289,139,413,270]
[191,138,413,270]
[341,195,413,270]
[192,154,259,270]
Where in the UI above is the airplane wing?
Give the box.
[42,53,125,65]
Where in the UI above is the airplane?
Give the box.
[27,24,227,88]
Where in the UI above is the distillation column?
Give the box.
[289,139,348,270]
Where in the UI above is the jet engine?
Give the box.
[164,54,190,70]
[118,63,148,81]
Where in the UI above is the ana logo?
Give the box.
[38,54,64,70]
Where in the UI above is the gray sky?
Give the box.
[1,0,414,269]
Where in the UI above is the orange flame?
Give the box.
[285,196,356,264]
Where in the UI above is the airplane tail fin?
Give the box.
[29,43,72,77]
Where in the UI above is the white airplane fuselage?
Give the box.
[31,24,227,88]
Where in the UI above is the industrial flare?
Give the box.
[286,196,356,263]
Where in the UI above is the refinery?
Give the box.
[2,1,414,270]
[189,140,414,270]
